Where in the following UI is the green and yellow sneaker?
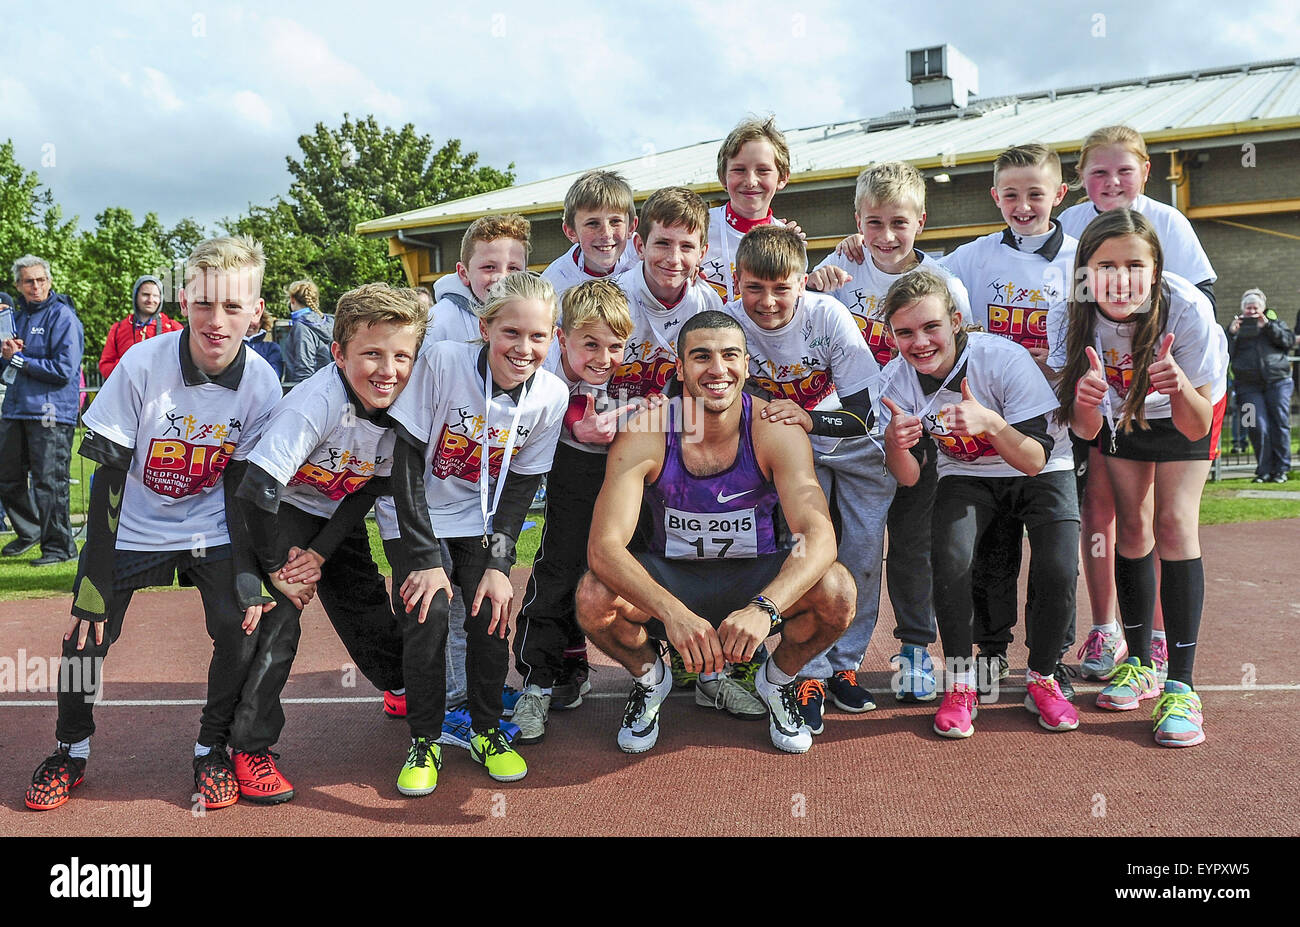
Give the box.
[470,727,528,782]
[396,737,441,796]
[668,645,698,689]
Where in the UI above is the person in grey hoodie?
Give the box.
[282,279,333,389]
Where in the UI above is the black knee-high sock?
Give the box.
[1160,558,1204,687]
[1115,550,1156,664]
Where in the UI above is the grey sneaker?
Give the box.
[511,686,550,745]
[694,674,766,720]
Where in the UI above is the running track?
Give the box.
[2,519,1297,836]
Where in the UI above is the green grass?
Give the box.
[0,515,546,602]
[1199,476,1300,525]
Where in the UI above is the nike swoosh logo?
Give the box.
[716,489,754,504]
[1122,624,1144,630]
[107,483,123,533]
[631,716,658,737]
[1174,642,1197,648]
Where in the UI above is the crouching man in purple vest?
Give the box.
[576,310,855,755]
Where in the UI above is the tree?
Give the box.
[0,139,81,301]
[286,114,515,238]
[241,114,517,309]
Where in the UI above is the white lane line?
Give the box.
[1,683,1298,708]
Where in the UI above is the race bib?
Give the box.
[663,506,757,560]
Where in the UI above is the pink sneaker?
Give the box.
[933,684,979,739]
[1150,637,1169,684]
[1024,674,1080,732]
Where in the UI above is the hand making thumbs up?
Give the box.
[1147,332,1185,396]
[939,377,993,437]
[882,396,922,451]
[1075,346,1109,409]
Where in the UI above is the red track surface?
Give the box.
[2,519,1297,836]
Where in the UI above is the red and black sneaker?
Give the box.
[193,747,240,810]
[26,747,86,811]
[383,690,407,718]
[232,749,295,804]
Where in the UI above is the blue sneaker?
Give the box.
[794,679,826,734]
[440,704,520,750]
[439,704,473,750]
[893,645,937,703]
[1151,680,1205,748]
[502,685,522,719]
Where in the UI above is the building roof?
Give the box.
[357,57,1300,237]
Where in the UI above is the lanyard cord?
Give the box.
[479,362,528,544]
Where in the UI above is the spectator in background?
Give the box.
[0,289,12,533]
[415,286,433,313]
[0,256,85,566]
[97,275,183,379]
[1228,288,1293,483]
[282,278,332,388]
[245,307,284,380]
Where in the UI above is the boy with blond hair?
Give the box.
[512,279,639,741]
[811,160,972,703]
[542,171,640,297]
[25,236,282,811]
[229,283,425,803]
[395,211,534,736]
[700,117,799,304]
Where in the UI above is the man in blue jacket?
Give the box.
[0,256,85,566]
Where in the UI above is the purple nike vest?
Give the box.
[646,393,782,559]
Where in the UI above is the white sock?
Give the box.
[763,661,796,688]
[62,738,90,760]
[193,742,212,758]
[390,688,406,696]
[953,671,976,688]
[699,671,720,682]
[1096,621,1120,635]
[1152,629,1167,641]
[1026,668,1048,684]
[635,657,665,687]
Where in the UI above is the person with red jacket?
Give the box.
[97,275,182,379]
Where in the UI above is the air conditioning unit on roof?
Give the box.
[906,44,979,110]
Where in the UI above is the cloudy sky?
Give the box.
[3,0,1297,232]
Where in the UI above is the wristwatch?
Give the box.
[750,595,782,632]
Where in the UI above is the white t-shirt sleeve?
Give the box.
[509,379,567,476]
[83,355,145,449]
[389,349,439,444]
[248,409,327,485]
[232,364,284,461]
[826,301,881,397]
[994,342,1061,423]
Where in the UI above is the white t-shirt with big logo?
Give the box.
[389,341,567,538]
[878,332,1072,480]
[814,249,972,367]
[724,291,881,456]
[940,229,1077,354]
[82,331,281,551]
[246,365,395,520]
[1088,272,1227,421]
[611,265,722,399]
